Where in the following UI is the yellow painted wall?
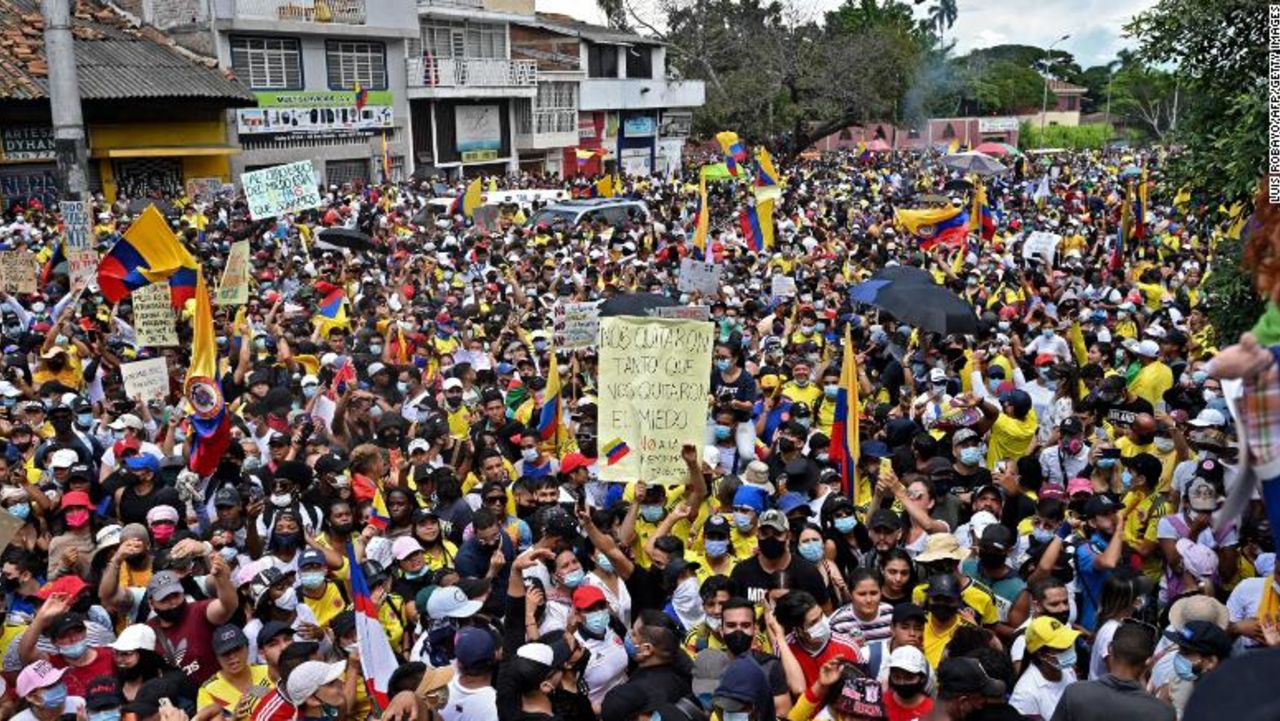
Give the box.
[90,120,233,202]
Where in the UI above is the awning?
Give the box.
[91,145,240,159]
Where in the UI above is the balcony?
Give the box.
[232,0,365,23]
[516,108,578,150]
[579,77,706,111]
[406,57,538,98]
[213,0,419,37]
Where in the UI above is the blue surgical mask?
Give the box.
[595,553,614,575]
[584,609,611,635]
[1055,647,1077,670]
[1173,653,1200,681]
[8,503,29,521]
[1192,370,1208,385]
[715,359,731,372]
[714,424,732,441]
[705,539,730,558]
[76,412,93,428]
[624,634,639,659]
[798,540,824,563]
[639,504,665,523]
[369,344,382,355]
[1097,458,1117,469]
[57,639,88,660]
[560,569,585,589]
[219,546,238,564]
[397,381,410,394]
[834,516,857,534]
[959,447,983,466]
[1121,470,1133,489]
[300,571,326,589]
[1042,328,1054,338]
[41,682,68,709]
[824,384,839,398]
[89,710,121,721]
[988,379,1001,392]
[1031,528,1055,544]
[732,512,754,532]
[303,385,318,399]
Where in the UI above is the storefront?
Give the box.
[88,120,238,202]
[617,112,657,176]
[0,125,60,207]
[410,99,514,179]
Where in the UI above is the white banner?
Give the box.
[242,160,322,220]
[677,258,723,295]
[1021,231,1062,266]
[552,300,600,350]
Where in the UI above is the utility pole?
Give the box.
[43,0,89,202]
[1039,34,1071,148]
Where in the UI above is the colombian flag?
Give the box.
[346,540,398,709]
[354,82,369,111]
[971,181,996,241]
[828,328,865,507]
[1133,167,1149,240]
[716,131,747,177]
[97,205,198,308]
[313,280,349,336]
[41,238,65,286]
[536,353,562,442]
[185,271,231,477]
[895,205,970,251]
[753,146,782,201]
[601,437,629,466]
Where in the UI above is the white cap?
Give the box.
[407,438,431,454]
[969,510,999,543]
[888,645,929,675]
[391,536,422,561]
[1136,339,1161,358]
[442,377,463,391]
[320,352,339,368]
[929,367,947,383]
[516,642,556,666]
[367,362,388,377]
[286,660,346,704]
[703,445,721,468]
[110,623,158,653]
[426,585,483,619]
[109,413,145,431]
[1189,408,1227,428]
[301,375,320,387]
[49,449,78,469]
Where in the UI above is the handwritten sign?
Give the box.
[242,160,321,220]
[215,241,250,306]
[133,282,178,347]
[552,300,600,350]
[656,305,710,321]
[677,258,723,295]
[120,357,170,402]
[771,274,797,298]
[66,248,98,289]
[1021,231,1061,266]
[61,200,91,251]
[598,317,714,484]
[0,251,37,293]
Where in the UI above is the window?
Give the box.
[326,40,386,90]
[420,21,506,59]
[230,36,302,90]
[588,45,618,78]
[326,159,369,187]
[625,46,652,79]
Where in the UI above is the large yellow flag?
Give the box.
[693,167,709,251]
[462,178,483,218]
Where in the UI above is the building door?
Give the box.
[326,159,369,188]
[112,158,183,199]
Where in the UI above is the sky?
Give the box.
[535,0,1159,68]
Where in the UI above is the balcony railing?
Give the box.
[534,109,577,135]
[406,57,538,89]
[417,0,484,8]
[233,0,366,24]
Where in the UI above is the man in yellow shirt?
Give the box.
[297,548,348,629]
[197,624,274,720]
[1119,453,1167,583]
[980,391,1037,467]
[1128,339,1173,408]
[780,362,822,407]
[921,573,978,668]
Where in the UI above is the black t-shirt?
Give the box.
[711,368,758,422]
[730,554,829,607]
[944,466,993,496]
[1104,397,1154,435]
[624,564,667,615]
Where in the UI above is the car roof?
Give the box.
[540,199,645,210]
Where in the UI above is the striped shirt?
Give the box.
[829,602,895,644]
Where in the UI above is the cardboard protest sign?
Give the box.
[0,512,23,554]
[1021,231,1061,266]
[552,300,600,350]
[597,317,714,484]
[133,281,179,347]
[0,251,37,293]
[242,160,322,220]
[61,200,91,250]
[771,274,797,298]
[120,357,169,402]
[215,241,251,306]
[677,258,723,295]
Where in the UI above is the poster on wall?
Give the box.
[455,105,502,163]
[622,115,656,137]
[236,91,394,137]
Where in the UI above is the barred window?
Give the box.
[326,40,387,90]
[230,36,302,90]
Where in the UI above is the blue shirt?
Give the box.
[1075,532,1112,630]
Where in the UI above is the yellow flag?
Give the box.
[595,174,615,199]
[462,178,483,218]
[693,167,709,251]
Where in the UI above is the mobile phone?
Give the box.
[879,457,893,478]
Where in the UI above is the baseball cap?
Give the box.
[426,585,483,619]
[1188,408,1227,428]
[757,509,789,533]
[1082,494,1120,518]
[297,547,327,569]
[704,514,731,538]
[929,367,947,383]
[1025,617,1081,653]
[49,449,78,469]
[979,523,1015,552]
[146,504,179,525]
[1067,477,1093,496]
[125,454,161,474]
[517,641,570,668]
[925,573,961,600]
[572,584,607,611]
[775,491,808,516]
[454,627,497,671]
[937,657,1006,699]
[1135,339,1161,358]
[888,645,929,675]
[46,612,86,639]
[407,438,431,455]
[1122,453,1163,485]
[392,536,423,561]
[952,428,979,446]
[663,557,702,589]
[286,660,347,704]
[214,485,242,508]
[1166,620,1232,658]
[146,570,184,601]
[37,575,88,601]
[442,377,463,390]
[109,413,145,430]
[1059,417,1083,435]
[109,623,157,653]
[16,659,65,697]
[213,624,249,655]
[831,676,888,719]
[257,620,294,649]
[560,452,591,475]
[83,675,123,711]
[892,603,927,625]
[868,508,902,531]
[367,362,387,378]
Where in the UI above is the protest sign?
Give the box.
[215,241,251,306]
[242,160,322,220]
[120,357,169,402]
[133,282,179,347]
[656,305,710,321]
[0,251,36,293]
[771,274,797,298]
[61,200,91,250]
[312,394,337,431]
[677,258,723,295]
[597,317,714,484]
[0,512,22,554]
[552,300,600,350]
[1021,231,1061,266]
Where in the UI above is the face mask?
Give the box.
[800,324,815,335]
[65,509,89,528]
[824,384,839,398]
[714,424,732,441]
[396,381,410,394]
[705,539,730,558]
[219,546,239,564]
[758,536,786,559]
[8,503,29,521]
[403,566,428,580]
[834,516,857,535]
[76,412,93,428]
[522,448,539,464]
[1202,389,1219,402]
[369,344,383,355]
[723,630,753,656]
[57,639,88,660]
[243,457,263,474]
[997,321,1011,332]
[988,378,1001,393]
[929,604,959,622]
[1031,528,1054,544]
[959,446,983,466]
[41,682,68,709]
[584,609,610,635]
[1097,458,1117,469]
[155,599,187,623]
[89,711,122,721]
[272,531,301,550]
[804,614,831,645]
[595,553,614,575]
[303,385,318,399]
[1173,653,1201,681]
[794,377,810,388]
[1054,647,1077,670]
[639,504,665,523]
[300,571,326,589]
[798,540,824,563]
[795,417,812,429]
[623,634,639,660]
[732,512,754,532]
[1192,370,1208,384]
[274,587,298,611]
[1154,436,1175,453]
[151,525,175,544]
[1121,470,1133,490]
[890,679,925,699]
[715,359,731,372]
[978,549,1006,568]
[368,406,383,420]
[1065,437,1084,455]
[561,569,585,589]
[270,492,293,508]
[778,437,797,453]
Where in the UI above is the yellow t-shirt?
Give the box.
[912,581,999,627]
[923,616,972,668]
[32,347,84,390]
[302,581,348,629]
[423,540,459,572]
[196,664,273,715]
[1129,361,1173,408]
[780,381,822,408]
[986,410,1038,467]
[624,481,690,569]
[1121,490,1166,582]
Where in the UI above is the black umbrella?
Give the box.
[315,227,376,253]
[943,178,974,193]
[410,206,434,227]
[849,279,978,336]
[870,265,935,285]
[598,293,677,317]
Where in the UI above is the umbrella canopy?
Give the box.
[315,227,376,252]
[871,265,936,285]
[1119,164,1142,178]
[598,293,676,317]
[864,139,891,152]
[941,151,1007,176]
[943,178,974,194]
[974,141,1019,157]
[849,277,978,336]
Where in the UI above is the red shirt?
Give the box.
[885,691,933,721]
[148,598,219,685]
[788,632,861,688]
[251,689,299,721]
[50,647,116,698]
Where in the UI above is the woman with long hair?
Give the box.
[878,548,917,609]
[796,522,849,606]
[1087,570,1147,680]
